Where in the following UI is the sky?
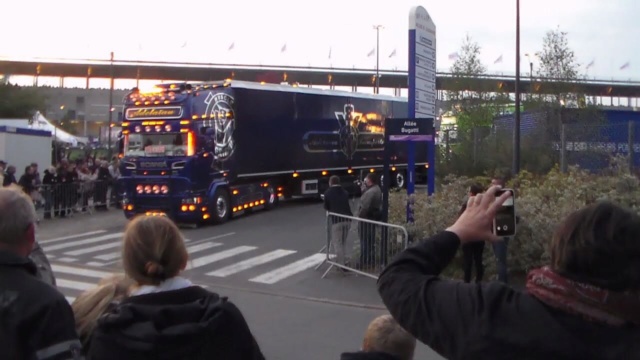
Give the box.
[2,0,639,85]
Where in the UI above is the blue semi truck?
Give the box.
[119,80,428,224]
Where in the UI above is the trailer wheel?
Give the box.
[265,185,278,210]
[212,188,230,224]
[394,172,406,189]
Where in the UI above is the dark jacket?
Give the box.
[340,351,402,360]
[3,172,16,186]
[324,185,352,223]
[358,185,382,220]
[377,231,640,360]
[0,250,82,360]
[18,173,36,194]
[88,286,265,360]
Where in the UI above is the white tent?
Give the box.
[0,112,89,146]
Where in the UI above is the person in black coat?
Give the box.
[88,215,265,360]
[459,183,485,283]
[324,175,353,265]
[378,187,640,360]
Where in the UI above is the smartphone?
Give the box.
[493,189,516,237]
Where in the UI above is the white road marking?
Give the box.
[57,278,98,291]
[187,242,223,254]
[52,264,113,279]
[207,249,297,277]
[57,257,78,263]
[187,246,256,269]
[43,233,122,252]
[249,253,327,284]
[39,230,107,244]
[64,242,121,256]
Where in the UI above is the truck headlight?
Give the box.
[161,185,169,194]
[144,185,152,194]
[136,185,144,194]
[152,185,160,194]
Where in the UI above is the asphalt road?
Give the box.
[37,199,444,359]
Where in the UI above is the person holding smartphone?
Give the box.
[490,176,509,283]
[459,183,485,284]
[377,187,640,359]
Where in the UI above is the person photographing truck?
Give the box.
[357,173,382,269]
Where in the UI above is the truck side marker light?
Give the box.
[181,205,188,212]
[347,169,353,174]
[203,214,210,220]
[321,171,328,176]
[180,120,190,125]
[277,193,283,197]
[126,205,134,211]
[292,172,299,178]
[277,187,283,191]
[391,166,396,171]
[202,207,207,212]
[188,205,196,211]
[244,204,249,209]
[233,207,237,212]
[232,190,239,195]
[369,168,375,173]
[260,200,266,205]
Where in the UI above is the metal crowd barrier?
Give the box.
[316,212,409,279]
[33,180,122,219]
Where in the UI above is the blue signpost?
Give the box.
[382,118,435,224]
[407,6,437,223]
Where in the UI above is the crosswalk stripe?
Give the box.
[52,264,113,279]
[44,233,123,252]
[65,241,121,256]
[187,242,223,254]
[57,278,98,291]
[249,253,327,284]
[93,252,121,261]
[39,230,107,244]
[207,249,297,277]
[187,246,257,269]
[66,296,76,304]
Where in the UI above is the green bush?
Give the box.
[388,158,640,281]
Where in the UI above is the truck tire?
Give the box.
[265,185,278,210]
[394,171,406,189]
[212,188,231,224]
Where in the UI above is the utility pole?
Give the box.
[373,25,384,94]
[108,52,114,157]
[513,0,521,174]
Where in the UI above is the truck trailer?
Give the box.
[119,80,428,224]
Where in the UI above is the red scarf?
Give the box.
[526,266,640,326]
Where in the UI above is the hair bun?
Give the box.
[145,262,165,278]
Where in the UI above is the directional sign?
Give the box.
[386,118,434,142]
[409,6,437,120]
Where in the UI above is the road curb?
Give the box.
[208,282,387,310]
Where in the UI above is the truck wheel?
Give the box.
[265,185,278,210]
[212,188,230,224]
[394,172,406,189]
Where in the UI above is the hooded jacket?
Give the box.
[88,286,265,360]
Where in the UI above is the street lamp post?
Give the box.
[108,51,114,157]
[373,25,384,94]
[513,0,521,174]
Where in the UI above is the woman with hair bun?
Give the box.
[87,215,265,360]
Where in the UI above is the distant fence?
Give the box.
[438,108,640,175]
[27,180,121,220]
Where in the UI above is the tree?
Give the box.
[535,26,581,105]
[438,35,512,176]
[0,84,46,119]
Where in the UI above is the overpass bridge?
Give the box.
[1,57,640,101]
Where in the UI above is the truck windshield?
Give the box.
[125,133,188,157]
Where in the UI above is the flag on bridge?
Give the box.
[448,52,459,61]
[494,55,503,64]
[620,62,630,70]
[228,42,235,51]
[367,48,375,57]
[181,41,188,48]
[389,49,397,58]
[328,47,332,59]
[281,44,287,53]
[586,59,595,69]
